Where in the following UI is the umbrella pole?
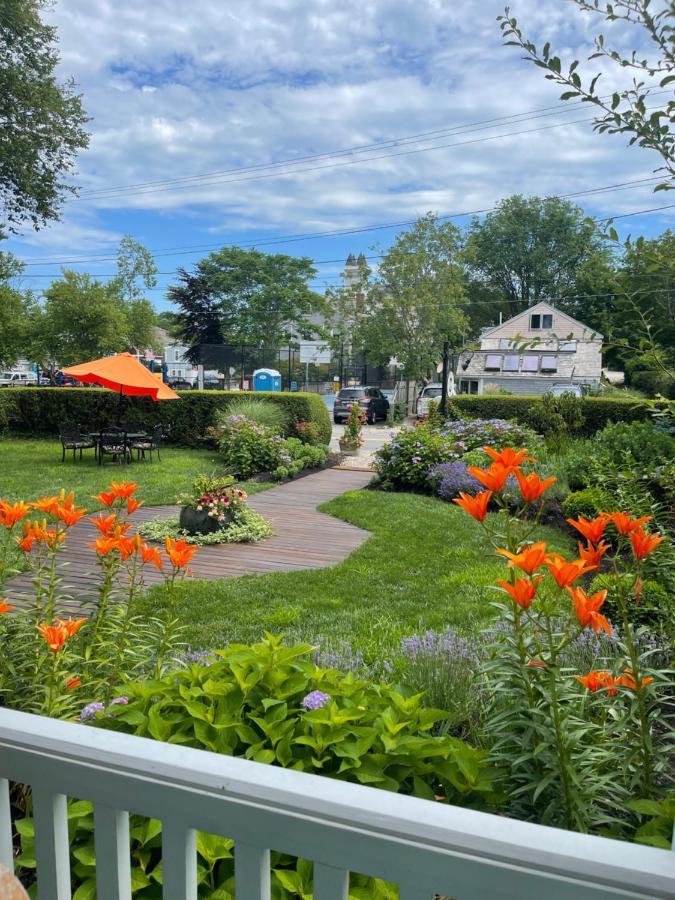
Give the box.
[118,384,123,425]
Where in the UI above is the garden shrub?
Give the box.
[16,636,498,897]
[223,396,289,432]
[274,436,328,481]
[427,462,482,500]
[525,392,586,444]
[589,573,673,632]
[562,487,614,521]
[451,395,649,435]
[1,387,331,446]
[212,414,283,478]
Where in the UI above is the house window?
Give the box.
[485,354,501,371]
[460,379,479,395]
[522,354,539,373]
[559,340,577,351]
[541,355,558,371]
[503,354,519,372]
[498,338,514,349]
[530,313,553,329]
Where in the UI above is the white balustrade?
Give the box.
[0,707,673,899]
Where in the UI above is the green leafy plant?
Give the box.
[274,437,328,481]
[210,414,283,478]
[627,795,675,850]
[138,507,272,545]
[224,396,289,433]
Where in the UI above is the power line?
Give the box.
[68,108,669,203]
[16,178,669,268]
[74,90,671,201]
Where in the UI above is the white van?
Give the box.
[0,371,38,387]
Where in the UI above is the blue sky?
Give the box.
[5,0,673,311]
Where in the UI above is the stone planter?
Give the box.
[179,505,232,536]
[339,437,361,457]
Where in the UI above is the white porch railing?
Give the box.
[0,708,674,899]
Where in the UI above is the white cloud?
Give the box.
[8,0,670,262]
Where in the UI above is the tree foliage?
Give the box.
[359,214,467,380]
[498,1,675,189]
[0,252,35,367]
[465,196,609,316]
[0,0,89,236]
[169,247,327,360]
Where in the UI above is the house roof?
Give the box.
[480,301,603,340]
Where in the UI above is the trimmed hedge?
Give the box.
[0,388,331,447]
[451,395,649,436]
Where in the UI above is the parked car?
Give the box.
[415,383,443,418]
[548,383,584,398]
[0,371,38,388]
[333,387,389,424]
[168,378,194,390]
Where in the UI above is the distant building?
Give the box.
[457,301,603,396]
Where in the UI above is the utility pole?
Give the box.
[440,340,450,416]
[287,344,292,391]
[339,340,344,388]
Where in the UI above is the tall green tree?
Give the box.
[359,214,467,380]
[169,247,327,357]
[0,0,89,236]
[0,252,34,366]
[112,236,159,350]
[498,2,675,190]
[465,195,610,317]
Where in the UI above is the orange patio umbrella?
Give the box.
[62,352,180,403]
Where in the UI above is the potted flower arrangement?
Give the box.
[177,474,247,535]
[339,404,366,456]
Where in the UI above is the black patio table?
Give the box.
[89,431,148,464]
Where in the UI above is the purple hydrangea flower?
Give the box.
[80,701,105,722]
[109,696,129,706]
[301,690,331,710]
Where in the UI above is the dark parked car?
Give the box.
[333,386,389,425]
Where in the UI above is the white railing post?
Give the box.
[235,842,271,899]
[162,821,197,900]
[32,788,71,900]
[94,805,132,900]
[0,779,13,871]
[313,862,349,899]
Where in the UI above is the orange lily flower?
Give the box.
[55,616,86,637]
[496,576,543,610]
[55,503,87,527]
[37,622,69,652]
[616,668,654,691]
[568,586,612,634]
[496,541,550,575]
[30,495,60,515]
[483,447,534,469]
[117,536,136,561]
[566,514,609,544]
[109,481,138,499]
[91,537,121,556]
[545,554,596,588]
[139,542,163,570]
[609,512,652,535]
[165,537,197,569]
[126,497,144,515]
[467,462,511,492]
[93,490,117,507]
[452,490,492,522]
[90,513,119,536]
[0,500,30,528]
[575,670,619,696]
[514,471,557,503]
[577,539,610,569]
[65,677,82,689]
[629,528,664,560]
[0,598,13,614]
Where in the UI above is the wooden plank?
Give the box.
[162,822,197,900]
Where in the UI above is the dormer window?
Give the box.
[530,313,553,330]
[485,354,501,371]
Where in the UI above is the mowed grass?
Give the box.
[141,489,572,657]
[0,437,271,506]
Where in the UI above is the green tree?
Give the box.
[0,0,89,236]
[34,271,129,366]
[359,214,467,380]
[112,236,159,351]
[169,247,327,356]
[465,195,609,317]
[498,1,675,189]
[0,252,34,366]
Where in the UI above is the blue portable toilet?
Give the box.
[252,368,282,392]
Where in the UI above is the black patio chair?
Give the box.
[130,424,163,462]
[59,423,96,463]
[98,430,130,466]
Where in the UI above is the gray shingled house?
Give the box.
[457,301,603,396]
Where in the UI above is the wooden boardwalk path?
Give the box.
[5,468,373,611]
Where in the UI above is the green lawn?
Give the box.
[141,490,572,657]
[0,437,271,506]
